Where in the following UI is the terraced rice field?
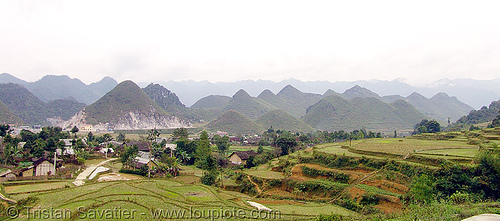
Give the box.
[350,138,475,156]
[7,180,349,220]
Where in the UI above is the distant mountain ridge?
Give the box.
[0,73,117,105]
[146,78,498,109]
[303,95,425,132]
[0,83,85,125]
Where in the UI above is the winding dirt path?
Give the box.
[72,158,117,186]
[328,170,380,204]
[247,175,262,194]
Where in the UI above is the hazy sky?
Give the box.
[1,0,499,86]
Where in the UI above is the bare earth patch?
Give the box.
[361,179,409,195]
[97,172,141,182]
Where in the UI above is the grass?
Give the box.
[351,138,475,156]
[263,201,359,217]
[7,179,329,220]
[244,170,285,180]
[416,148,479,158]
[4,181,71,194]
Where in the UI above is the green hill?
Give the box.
[453,100,500,126]
[303,95,425,132]
[0,83,50,125]
[46,98,86,121]
[0,100,23,125]
[256,109,313,133]
[342,85,381,99]
[83,81,189,129]
[406,92,473,124]
[205,110,263,135]
[191,95,231,109]
[257,85,323,118]
[222,89,276,120]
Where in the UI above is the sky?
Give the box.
[1,0,500,86]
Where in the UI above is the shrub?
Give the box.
[201,171,218,186]
[359,194,380,206]
[301,166,350,183]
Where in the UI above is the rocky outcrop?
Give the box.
[54,109,190,131]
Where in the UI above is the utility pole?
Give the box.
[53,152,57,175]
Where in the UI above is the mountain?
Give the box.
[405,92,473,124]
[453,100,500,126]
[143,83,191,119]
[0,83,86,125]
[60,81,189,130]
[342,85,381,100]
[0,100,23,125]
[323,89,341,97]
[257,85,324,118]
[28,75,118,104]
[46,98,86,121]
[303,95,425,133]
[0,73,28,86]
[191,95,231,109]
[275,85,323,118]
[0,74,118,105]
[89,76,119,96]
[148,78,497,110]
[222,89,276,120]
[256,109,313,133]
[0,83,50,125]
[205,110,263,135]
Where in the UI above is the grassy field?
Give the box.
[6,179,353,220]
[416,148,478,158]
[350,138,474,156]
[4,181,72,194]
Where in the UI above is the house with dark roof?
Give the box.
[120,141,150,152]
[228,150,259,165]
[32,157,56,176]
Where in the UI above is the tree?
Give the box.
[257,145,264,154]
[195,131,212,168]
[0,125,11,137]
[87,132,95,142]
[172,127,189,140]
[120,145,138,168]
[245,155,255,168]
[413,119,441,134]
[213,135,230,156]
[117,132,126,142]
[489,111,500,128]
[71,126,79,138]
[275,136,297,156]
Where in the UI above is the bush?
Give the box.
[448,191,475,204]
[301,166,350,183]
[316,214,348,221]
[359,194,380,206]
[119,168,147,176]
[201,171,218,186]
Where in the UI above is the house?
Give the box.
[120,141,150,152]
[228,150,259,165]
[0,169,16,179]
[33,157,56,176]
[165,143,177,151]
[20,166,34,177]
[133,151,158,170]
[80,124,94,132]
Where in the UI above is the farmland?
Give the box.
[1,130,500,220]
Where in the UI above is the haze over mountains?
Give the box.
[0,73,495,135]
[146,78,500,109]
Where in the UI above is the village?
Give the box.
[0,124,277,183]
